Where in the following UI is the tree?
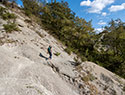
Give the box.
[22,0,43,16]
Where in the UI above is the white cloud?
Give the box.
[45,0,48,3]
[109,3,125,12]
[80,0,115,13]
[98,20,106,25]
[80,0,91,6]
[95,28,104,33]
[102,12,107,16]
[18,4,21,7]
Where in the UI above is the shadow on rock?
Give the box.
[68,61,81,66]
[39,53,48,60]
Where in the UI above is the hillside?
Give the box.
[0,4,125,95]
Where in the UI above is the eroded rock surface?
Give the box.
[0,4,125,95]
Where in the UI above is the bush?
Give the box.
[0,39,3,45]
[3,23,19,33]
[2,0,8,6]
[74,57,82,66]
[81,56,87,62]
[24,10,32,16]
[54,52,61,56]
[0,6,6,15]
[64,47,72,55]
[2,12,16,20]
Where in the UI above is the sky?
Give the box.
[17,0,125,33]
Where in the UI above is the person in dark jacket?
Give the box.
[48,45,52,59]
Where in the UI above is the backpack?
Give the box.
[48,47,51,53]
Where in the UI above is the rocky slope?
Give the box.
[0,4,125,95]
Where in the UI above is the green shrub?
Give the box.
[0,6,6,15]
[54,52,61,56]
[24,10,32,16]
[64,47,71,55]
[2,0,8,6]
[2,12,16,20]
[74,57,82,66]
[81,56,87,62]
[0,39,3,45]
[3,23,19,33]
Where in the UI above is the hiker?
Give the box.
[48,45,52,59]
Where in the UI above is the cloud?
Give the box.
[98,20,106,25]
[45,0,48,3]
[18,4,21,7]
[102,12,107,16]
[80,0,115,13]
[80,0,91,6]
[95,28,104,33]
[109,3,125,12]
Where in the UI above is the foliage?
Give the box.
[21,0,43,16]
[0,6,16,20]
[0,39,3,45]
[2,12,16,20]
[64,47,72,55]
[74,57,82,66]
[91,19,125,78]
[41,1,94,57]
[24,9,32,16]
[2,0,8,6]
[2,0,16,7]
[0,6,6,15]
[81,56,87,62]
[0,4,19,33]
[3,23,19,33]
[54,52,61,56]
[21,0,125,78]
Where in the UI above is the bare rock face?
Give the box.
[0,4,125,95]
